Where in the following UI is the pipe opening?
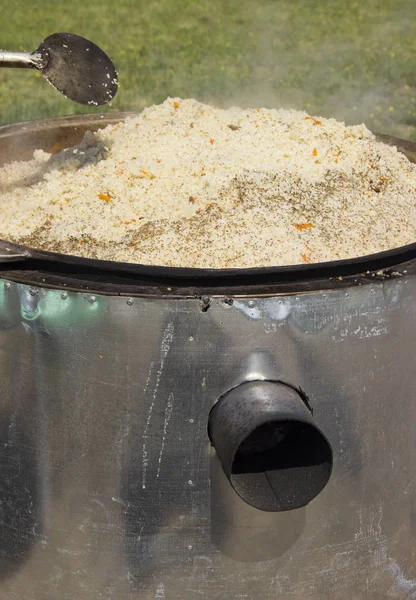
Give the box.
[232,421,330,473]
[209,380,333,511]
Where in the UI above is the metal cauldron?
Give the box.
[0,115,415,599]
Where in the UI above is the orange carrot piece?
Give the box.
[98,193,111,202]
[294,223,315,230]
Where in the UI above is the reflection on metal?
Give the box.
[0,239,29,262]
[0,276,414,598]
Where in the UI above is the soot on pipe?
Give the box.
[208,381,333,512]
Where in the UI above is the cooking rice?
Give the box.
[0,97,415,268]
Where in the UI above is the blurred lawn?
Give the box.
[1,0,416,139]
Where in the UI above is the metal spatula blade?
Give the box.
[0,33,119,106]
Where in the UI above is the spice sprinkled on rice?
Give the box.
[0,98,415,268]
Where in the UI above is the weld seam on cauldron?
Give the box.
[208,380,333,512]
[0,255,414,299]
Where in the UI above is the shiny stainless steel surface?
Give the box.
[0,50,42,69]
[0,273,415,599]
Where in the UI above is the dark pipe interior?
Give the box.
[232,421,331,473]
[230,420,332,512]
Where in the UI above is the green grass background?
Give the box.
[1,0,416,139]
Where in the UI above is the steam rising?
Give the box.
[205,3,415,139]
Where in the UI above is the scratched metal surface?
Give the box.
[0,275,415,600]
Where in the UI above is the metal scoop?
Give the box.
[0,33,118,106]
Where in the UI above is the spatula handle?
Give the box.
[0,51,43,69]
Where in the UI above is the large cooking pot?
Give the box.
[0,115,415,599]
